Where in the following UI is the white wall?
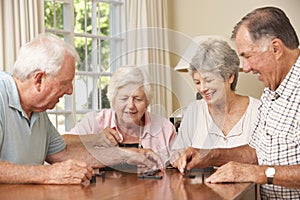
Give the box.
[168,0,300,110]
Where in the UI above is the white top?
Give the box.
[171,97,260,150]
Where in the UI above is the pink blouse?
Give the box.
[70,109,176,163]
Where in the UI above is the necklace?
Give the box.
[138,122,143,148]
[117,118,144,148]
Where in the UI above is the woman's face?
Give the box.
[113,84,148,126]
[193,71,232,104]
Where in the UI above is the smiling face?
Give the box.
[113,83,148,126]
[235,25,278,90]
[193,71,232,105]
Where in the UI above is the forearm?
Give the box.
[0,161,49,184]
[210,144,258,167]
[48,134,105,168]
[260,165,300,188]
[50,134,135,168]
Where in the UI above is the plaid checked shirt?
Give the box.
[250,56,300,199]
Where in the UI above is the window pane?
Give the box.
[74,0,88,34]
[44,1,63,29]
[75,37,110,74]
[100,76,110,108]
[100,2,110,36]
[100,39,110,72]
[48,114,67,134]
[45,0,125,131]
[75,36,93,71]
[55,3,64,29]
[75,75,95,110]
[74,1,110,36]
[44,1,54,29]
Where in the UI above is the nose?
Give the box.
[242,59,251,73]
[199,82,208,93]
[127,98,135,108]
[65,83,73,95]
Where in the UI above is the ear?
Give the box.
[229,73,235,84]
[270,38,283,59]
[33,71,46,92]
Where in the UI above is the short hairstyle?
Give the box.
[231,6,299,49]
[107,65,152,108]
[189,38,240,91]
[13,33,80,81]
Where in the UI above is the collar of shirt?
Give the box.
[267,55,300,101]
[207,116,244,138]
[204,99,244,138]
[2,72,29,119]
[110,110,153,138]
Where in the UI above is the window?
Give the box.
[44,0,126,133]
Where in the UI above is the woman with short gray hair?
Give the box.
[71,65,176,165]
[170,38,260,163]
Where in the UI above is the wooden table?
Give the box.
[0,168,255,200]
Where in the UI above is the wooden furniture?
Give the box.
[0,168,255,200]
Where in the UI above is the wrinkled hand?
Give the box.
[205,161,257,183]
[169,148,186,165]
[80,129,119,148]
[102,127,123,146]
[47,159,93,184]
[125,148,164,172]
[171,147,211,174]
[205,179,248,199]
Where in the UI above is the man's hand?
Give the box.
[46,159,93,184]
[171,147,212,174]
[102,127,123,146]
[205,161,258,183]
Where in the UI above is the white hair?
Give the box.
[107,65,152,108]
[13,33,80,80]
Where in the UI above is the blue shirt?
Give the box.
[0,72,66,164]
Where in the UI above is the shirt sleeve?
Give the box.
[70,111,100,134]
[170,102,197,152]
[160,120,177,163]
[248,98,262,149]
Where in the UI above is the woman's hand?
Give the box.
[126,148,164,172]
[102,127,123,146]
[169,148,186,166]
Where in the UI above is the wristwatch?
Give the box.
[265,166,275,184]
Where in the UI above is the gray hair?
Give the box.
[13,33,80,81]
[107,65,152,108]
[189,38,240,91]
[231,6,299,49]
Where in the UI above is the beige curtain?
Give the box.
[126,0,173,117]
[0,0,44,72]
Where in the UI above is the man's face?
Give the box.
[235,25,277,90]
[41,53,75,110]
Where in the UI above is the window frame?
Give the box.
[44,0,126,132]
